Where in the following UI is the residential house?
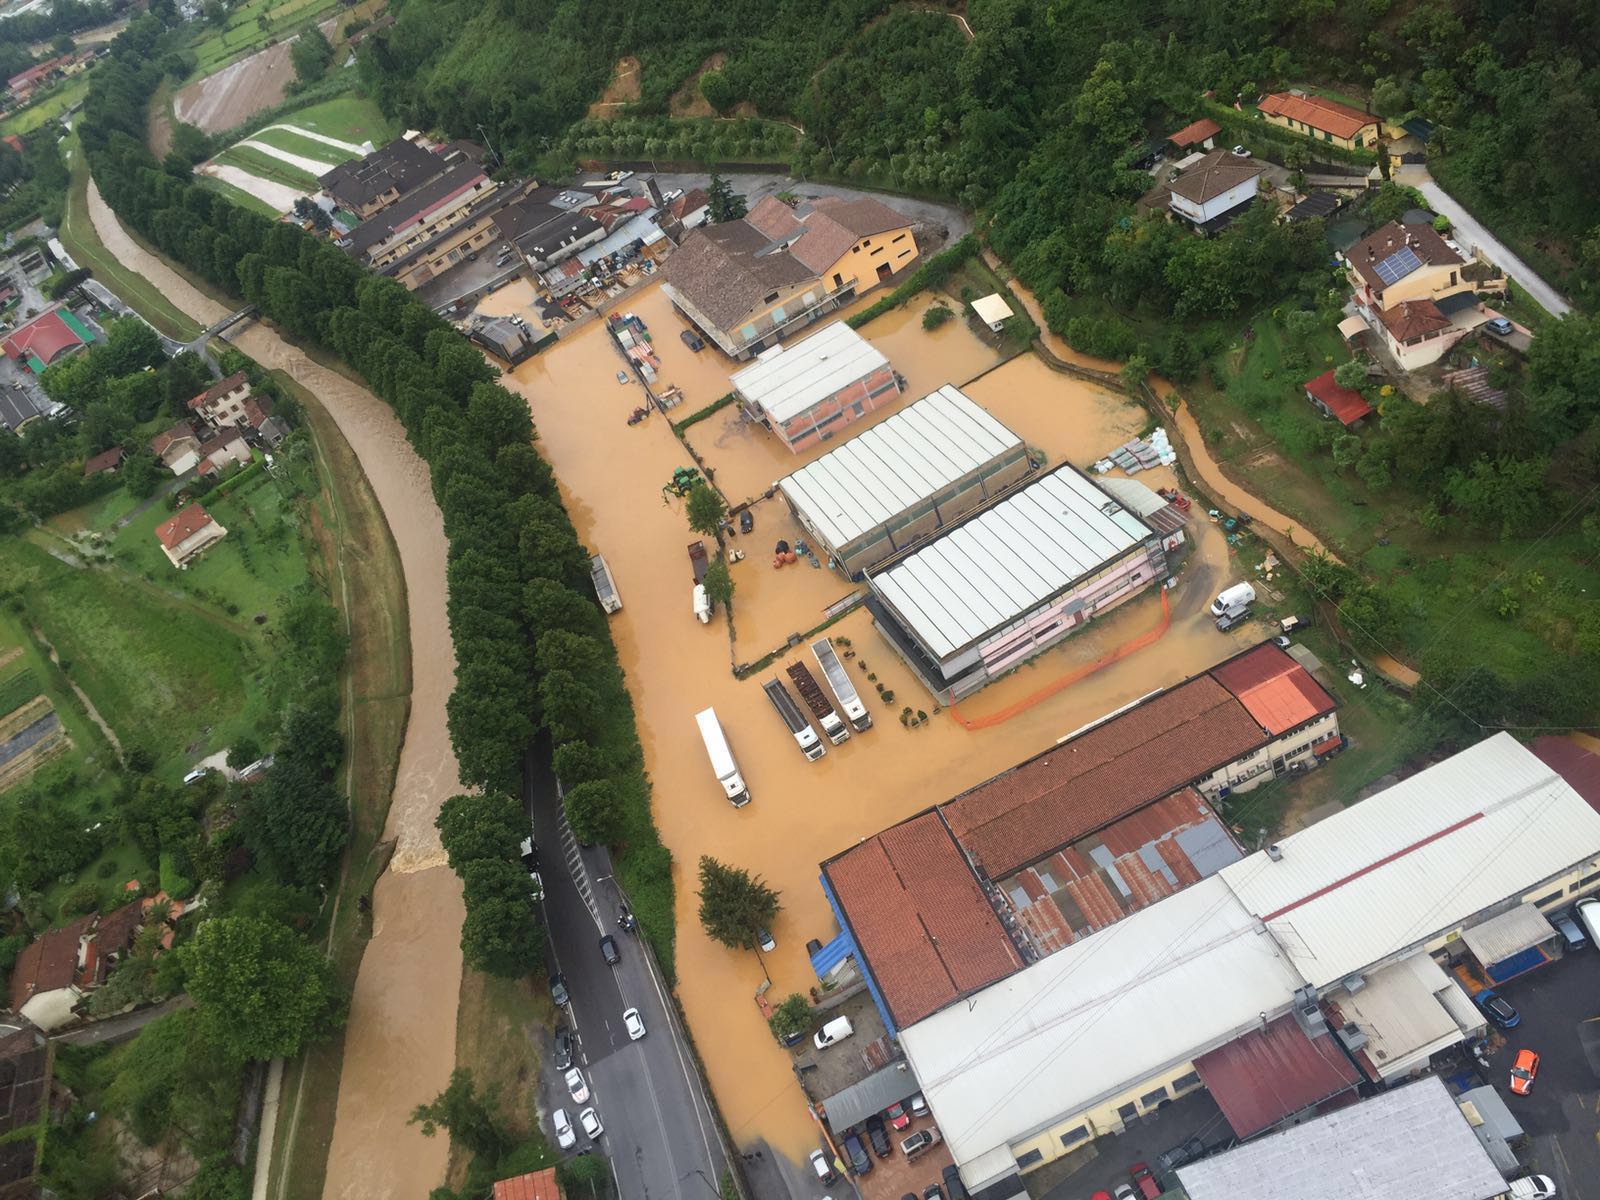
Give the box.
[256,415,290,448]
[1168,117,1221,152]
[0,388,48,433]
[83,446,124,476]
[1344,221,1498,368]
[1,305,95,373]
[7,904,145,1031]
[661,187,710,239]
[1167,148,1267,234]
[318,135,450,221]
[187,370,251,426]
[664,194,918,360]
[150,422,202,475]
[155,502,227,568]
[729,321,903,453]
[492,1167,563,1200]
[1258,91,1379,149]
[194,426,253,477]
[1303,370,1373,427]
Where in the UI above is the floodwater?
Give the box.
[84,181,465,1198]
[965,353,1147,471]
[505,296,1264,1160]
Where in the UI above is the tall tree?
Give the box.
[435,792,525,871]
[696,856,780,950]
[410,1069,513,1162]
[685,482,726,536]
[706,172,747,223]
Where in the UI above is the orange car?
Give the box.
[1510,1049,1540,1095]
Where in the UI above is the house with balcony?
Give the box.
[1344,221,1502,369]
[663,194,918,360]
[1167,148,1267,235]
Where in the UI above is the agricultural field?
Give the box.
[0,72,90,137]
[194,94,391,214]
[189,0,342,78]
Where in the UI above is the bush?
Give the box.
[923,303,954,331]
[62,881,101,916]
[159,850,197,900]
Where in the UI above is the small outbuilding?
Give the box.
[970,293,1014,332]
[1303,369,1373,426]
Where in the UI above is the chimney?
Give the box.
[1367,245,1375,260]
[1401,300,1410,321]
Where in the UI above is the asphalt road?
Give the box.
[1486,948,1600,1199]
[524,750,730,1200]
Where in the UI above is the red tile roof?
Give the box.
[1210,642,1338,734]
[2,309,89,367]
[1169,117,1222,147]
[745,194,803,241]
[188,370,248,411]
[150,423,197,457]
[1532,737,1600,816]
[492,1167,562,1200]
[943,676,1267,876]
[156,503,218,551]
[1258,92,1376,140]
[824,811,1024,1028]
[1378,298,1451,343]
[1302,369,1374,426]
[8,915,93,1011]
[1193,1013,1362,1137]
[83,446,124,476]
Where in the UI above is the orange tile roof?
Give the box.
[1258,92,1376,140]
[155,503,217,550]
[1378,297,1452,342]
[1209,643,1336,735]
[492,1167,562,1200]
[1169,117,1222,147]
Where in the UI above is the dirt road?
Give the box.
[84,179,466,1199]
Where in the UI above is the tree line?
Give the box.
[81,12,678,975]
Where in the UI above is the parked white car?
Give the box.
[564,1068,588,1105]
[553,1107,576,1150]
[623,1007,646,1040]
[580,1107,603,1139]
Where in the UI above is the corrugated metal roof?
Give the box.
[818,1059,922,1133]
[1220,733,1600,988]
[869,466,1151,659]
[1459,902,1555,965]
[778,385,1023,548]
[1210,643,1337,735]
[1192,1013,1361,1138]
[1327,953,1474,1081]
[1176,1077,1506,1200]
[729,322,890,424]
[899,876,1308,1172]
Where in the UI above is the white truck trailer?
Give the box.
[811,637,872,732]
[695,707,750,806]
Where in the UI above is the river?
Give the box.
[84,180,465,1199]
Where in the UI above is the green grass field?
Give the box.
[276,93,396,146]
[212,143,322,192]
[249,125,360,166]
[189,0,341,77]
[0,72,90,136]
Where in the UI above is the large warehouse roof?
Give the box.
[730,321,890,424]
[1176,1077,1506,1200]
[899,876,1307,1183]
[1220,732,1600,989]
[1192,1013,1361,1138]
[778,385,1023,547]
[869,466,1151,659]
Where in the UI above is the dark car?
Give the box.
[864,1114,890,1158]
[1486,317,1515,336]
[600,934,621,965]
[922,1186,945,1200]
[679,329,704,352]
[550,973,570,1007]
[1215,609,1248,632]
[844,1134,872,1176]
[942,1164,969,1200]
[1553,909,1588,952]
[738,509,753,534]
[1476,988,1520,1029]
[519,836,539,871]
[554,1024,574,1070]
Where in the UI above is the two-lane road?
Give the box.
[525,751,729,1199]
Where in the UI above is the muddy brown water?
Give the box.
[85,180,465,1198]
[506,298,1264,1158]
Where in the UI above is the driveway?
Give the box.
[1483,948,1600,1199]
[1393,165,1572,317]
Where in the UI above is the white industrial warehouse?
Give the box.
[776,384,1030,577]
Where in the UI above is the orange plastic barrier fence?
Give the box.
[950,588,1172,730]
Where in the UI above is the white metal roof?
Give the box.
[1220,732,1600,989]
[776,385,1023,547]
[869,466,1151,659]
[1332,953,1474,1080]
[898,876,1306,1175]
[1176,1077,1507,1200]
[729,321,890,424]
[1458,901,1555,964]
[971,293,1014,324]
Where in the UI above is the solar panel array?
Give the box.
[1373,245,1422,286]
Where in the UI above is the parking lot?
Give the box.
[1484,945,1600,1198]
[1033,1090,1231,1200]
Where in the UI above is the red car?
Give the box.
[1130,1162,1161,1199]
[1510,1049,1540,1095]
[886,1101,911,1131]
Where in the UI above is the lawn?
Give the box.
[212,143,323,192]
[262,92,396,147]
[250,125,362,166]
[189,0,341,77]
[58,136,204,341]
[197,173,284,218]
[0,73,90,136]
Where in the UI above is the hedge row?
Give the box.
[80,14,676,975]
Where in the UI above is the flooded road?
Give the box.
[505,292,1259,1161]
[84,180,464,1198]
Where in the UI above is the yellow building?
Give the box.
[663,194,918,359]
[1258,91,1379,149]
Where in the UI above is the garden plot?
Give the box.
[198,119,366,214]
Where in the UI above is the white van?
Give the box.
[1210,582,1256,616]
[1574,897,1600,948]
[1506,1176,1557,1200]
[813,1016,854,1050]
